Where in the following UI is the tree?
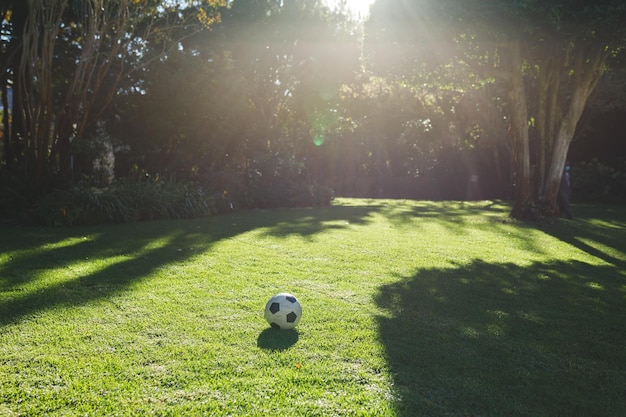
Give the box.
[106,0,360,208]
[118,0,359,175]
[1,0,225,189]
[109,36,254,180]
[213,0,360,157]
[366,0,626,218]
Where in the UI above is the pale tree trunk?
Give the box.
[540,46,607,214]
[535,42,562,199]
[51,0,131,180]
[19,0,134,183]
[18,0,67,182]
[505,39,607,219]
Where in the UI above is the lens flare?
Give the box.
[312,133,326,146]
[309,109,338,146]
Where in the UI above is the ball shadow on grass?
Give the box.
[257,328,299,351]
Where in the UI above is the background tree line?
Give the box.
[1,0,625,225]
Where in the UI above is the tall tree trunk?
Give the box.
[541,46,607,214]
[17,0,68,185]
[507,42,532,219]
[535,44,561,199]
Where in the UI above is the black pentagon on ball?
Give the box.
[286,312,297,323]
[270,322,281,330]
[269,302,280,314]
[285,296,296,303]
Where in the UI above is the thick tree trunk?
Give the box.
[535,46,561,199]
[507,39,607,219]
[542,81,602,213]
[541,48,606,215]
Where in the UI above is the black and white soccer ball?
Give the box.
[264,293,302,330]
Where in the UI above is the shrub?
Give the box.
[0,169,70,222]
[244,177,333,209]
[33,178,215,226]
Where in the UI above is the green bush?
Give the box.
[244,177,333,208]
[33,178,215,226]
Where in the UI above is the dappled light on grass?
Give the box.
[1,199,625,415]
[576,237,626,264]
[0,232,179,295]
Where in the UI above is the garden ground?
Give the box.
[1,199,625,416]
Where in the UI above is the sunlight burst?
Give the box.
[325,0,376,19]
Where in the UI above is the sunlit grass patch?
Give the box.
[1,199,625,416]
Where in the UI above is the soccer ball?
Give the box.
[264,293,302,330]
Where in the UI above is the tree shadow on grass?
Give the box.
[257,204,379,239]
[0,204,382,327]
[375,259,626,417]
[0,222,212,326]
[538,204,626,270]
[379,200,510,226]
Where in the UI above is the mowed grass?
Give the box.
[1,199,625,416]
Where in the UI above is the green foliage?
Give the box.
[572,159,626,203]
[245,178,333,209]
[31,161,333,226]
[366,0,626,218]
[1,200,625,415]
[110,0,360,193]
[33,178,215,226]
[5,0,626,210]
[202,153,334,209]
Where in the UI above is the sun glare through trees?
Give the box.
[0,0,625,224]
[325,0,376,20]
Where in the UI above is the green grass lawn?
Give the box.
[1,199,625,416]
